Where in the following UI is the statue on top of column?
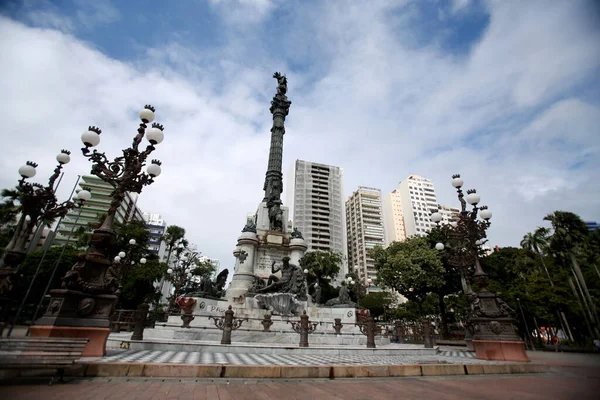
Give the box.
[273,72,287,96]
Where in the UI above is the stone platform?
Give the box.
[150,298,372,346]
[107,333,427,356]
[70,350,549,379]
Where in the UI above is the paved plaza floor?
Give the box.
[2,364,599,400]
[92,348,478,366]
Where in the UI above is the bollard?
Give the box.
[357,316,380,348]
[262,313,273,332]
[112,310,122,333]
[131,303,149,341]
[333,318,343,335]
[180,310,195,328]
[423,319,434,348]
[288,310,318,347]
[394,320,404,343]
[209,305,246,345]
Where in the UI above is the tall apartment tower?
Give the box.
[142,212,167,259]
[383,190,407,245]
[384,175,461,242]
[54,174,144,246]
[289,160,347,277]
[346,186,385,284]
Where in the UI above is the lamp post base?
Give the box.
[473,340,529,362]
[31,288,117,356]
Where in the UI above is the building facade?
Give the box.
[143,212,167,259]
[346,186,385,285]
[289,160,347,276]
[383,189,407,245]
[439,205,460,226]
[390,174,439,238]
[54,175,144,246]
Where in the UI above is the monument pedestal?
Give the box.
[473,340,529,362]
[31,289,117,357]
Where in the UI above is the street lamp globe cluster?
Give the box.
[1,149,86,280]
[430,174,528,361]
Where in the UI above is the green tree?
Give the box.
[427,226,463,338]
[10,245,79,321]
[113,219,165,308]
[371,237,445,314]
[162,225,187,265]
[0,196,18,257]
[521,227,554,283]
[166,245,214,307]
[345,270,367,302]
[300,250,342,288]
[359,291,394,318]
[480,247,586,343]
[544,211,599,337]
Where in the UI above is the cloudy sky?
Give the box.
[1,0,599,271]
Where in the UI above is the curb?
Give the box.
[71,362,549,379]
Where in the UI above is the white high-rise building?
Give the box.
[54,174,144,246]
[384,175,462,241]
[346,187,385,285]
[438,205,460,226]
[143,212,167,260]
[383,190,407,245]
[385,174,439,239]
[288,160,347,278]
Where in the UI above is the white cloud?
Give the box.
[0,0,599,273]
[24,10,74,32]
[208,0,277,27]
[74,0,120,28]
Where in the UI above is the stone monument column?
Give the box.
[289,237,307,267]
[227,230,259,301]
[262,72,292,232]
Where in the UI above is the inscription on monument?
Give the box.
[256,248,287,278]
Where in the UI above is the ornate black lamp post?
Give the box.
[30,106,165,357]
[1,150,76,276]
[0,151,79,333]
[431,174,528,361]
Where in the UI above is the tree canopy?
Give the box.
[371,236,445,309]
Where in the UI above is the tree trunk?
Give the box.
[568,276,595,339]
[437,292,449,339]
[570,253,599,326]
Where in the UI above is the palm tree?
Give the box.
[521,227,552,283]
[162,225,187,266]
[544,211,599,337]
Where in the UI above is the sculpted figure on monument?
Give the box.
[325,284,357,308]
[291,227,303,239]
[267,198,284,231]
[273,72,287,96]
[255,256,307,300]
[242,219,257,233]
[190,269,229,299]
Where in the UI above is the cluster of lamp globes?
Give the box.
[18,150,93,204]
[80,106,164,178]
[113,239,147,265]
[430,175,493,252]
[166,266,202,284]
[17,106,164,205]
